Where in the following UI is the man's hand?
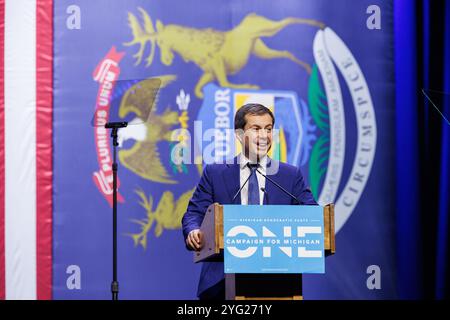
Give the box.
[186,229,203,251]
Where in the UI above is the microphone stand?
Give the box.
[232,167,253,203]
[105,121,128,300]
[255,168,300,204]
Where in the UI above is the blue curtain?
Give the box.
[436,0,450,300]
[395,0,450,299]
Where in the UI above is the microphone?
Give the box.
[255,168,300,204]
[231,163,256,203]
[260,187,268,204]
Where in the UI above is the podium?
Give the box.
[194,203,335,300]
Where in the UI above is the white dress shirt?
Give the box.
[238,154,267,205]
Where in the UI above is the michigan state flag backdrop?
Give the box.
[0,0,396,299]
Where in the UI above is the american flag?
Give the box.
[0,0,53,299]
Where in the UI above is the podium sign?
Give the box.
[223,205,325,274]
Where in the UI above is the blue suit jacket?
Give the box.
[181,157,317,297]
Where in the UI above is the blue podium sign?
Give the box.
[223,205,325,274]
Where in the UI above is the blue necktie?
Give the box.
[247,164,260,205]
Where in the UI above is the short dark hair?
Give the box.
[234,103,275,130]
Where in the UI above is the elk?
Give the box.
[124,7,325,98]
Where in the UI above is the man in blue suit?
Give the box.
[182,103,317,300]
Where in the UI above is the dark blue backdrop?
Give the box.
[395,0,450,300]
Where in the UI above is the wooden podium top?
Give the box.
[194,203,335,263]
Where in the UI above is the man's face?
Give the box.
[236,113,273,161]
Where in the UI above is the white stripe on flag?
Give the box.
[5,0,37,299]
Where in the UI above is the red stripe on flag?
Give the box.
[0,0,6,301]
[36,0,53,300]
